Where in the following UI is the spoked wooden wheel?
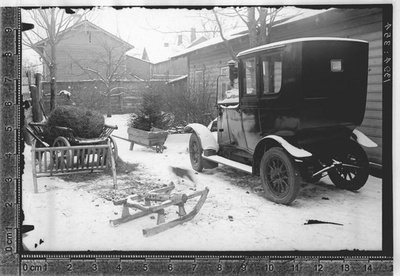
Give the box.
[260,147,301,205]
[155,144,164,153]
[328,140,369,191]
[189,133,203,172]
[108,136,119,161]
[52,136,73,169]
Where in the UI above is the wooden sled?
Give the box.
[110,185,209,237]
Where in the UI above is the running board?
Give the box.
[202,154,252,174]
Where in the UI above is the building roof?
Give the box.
[167,75,187,84]
[169,8,331,60]
[34,20,135,51]
[126,47,151,62]
[169,32,247,60]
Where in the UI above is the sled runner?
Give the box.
[110,184,209,237]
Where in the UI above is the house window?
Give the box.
[243,57,257,95]
[189,71,195,86]
[220,66,229,94]
[262,52,282,94]
[195,70,204,91]
[87,31,92,43]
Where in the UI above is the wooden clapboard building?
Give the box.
[171,7,384,166]
[34,20,134,82]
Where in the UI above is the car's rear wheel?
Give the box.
[260,147,301,205]
[328,140,369,191]
[189,133,203,172]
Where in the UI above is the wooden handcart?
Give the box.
[27,122,118,158]
[113,127,169,153]
[25,122,119,193]
[110,184,209,237]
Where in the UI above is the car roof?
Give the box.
[237,37,368,57]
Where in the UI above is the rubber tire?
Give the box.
[328,140,369,191]
[260,147,301,205]
[189,133,204,172]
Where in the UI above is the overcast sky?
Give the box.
[90,7,247,62]
[21,6,327,68]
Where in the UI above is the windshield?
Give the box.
[217,73,239,104]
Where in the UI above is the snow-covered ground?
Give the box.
[23,114,383,251]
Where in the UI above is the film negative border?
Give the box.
[1,6,20,276]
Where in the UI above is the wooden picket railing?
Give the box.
[31,141,117,193]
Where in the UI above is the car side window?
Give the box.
[262,52,283,94]
[243,57,257,95]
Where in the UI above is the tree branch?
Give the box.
[213,9,237,61]
[234,8,250,28]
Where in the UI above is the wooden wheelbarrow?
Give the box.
[113,127,168,153]
[110,184,209,237]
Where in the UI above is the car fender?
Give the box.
[260,135,312,158]
[184,123,219,152]
[352,129,378,147]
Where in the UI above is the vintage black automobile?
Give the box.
[185,37,377,205]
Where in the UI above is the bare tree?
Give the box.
[212,9,237,60]
[70,39,131,117]
[22,8,89,111]
[22,57,41,74]
[213,7,299,50]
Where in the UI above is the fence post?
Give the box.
[35,73,43,98]
[50,77,56,111]
[30,85,43,122]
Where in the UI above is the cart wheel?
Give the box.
[260,147,301,205]
[328,140,369,191]
[156,145,164,153]
[189,133,203,172]
[108,136,118,161]
[52,136,73,169]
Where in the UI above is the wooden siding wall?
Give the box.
[126,57,152,80]
[44,26,130,82]
[152,57,188,77]
[188,8,383,164]
[189,36,250,106]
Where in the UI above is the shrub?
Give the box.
[127,85,171,131]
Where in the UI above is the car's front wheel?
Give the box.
[189,133,203,172]
[260,147,301,205]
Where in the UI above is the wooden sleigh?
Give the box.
[110,184,209,237]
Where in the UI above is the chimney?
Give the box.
[177,34,183,46]
[164,42,169,47]
[190,28,196,43]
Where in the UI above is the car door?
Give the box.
[240,56,261,152]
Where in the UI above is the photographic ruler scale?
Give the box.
[1,6,22,276]
[0,6,394,276]
[18,254,394,275]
